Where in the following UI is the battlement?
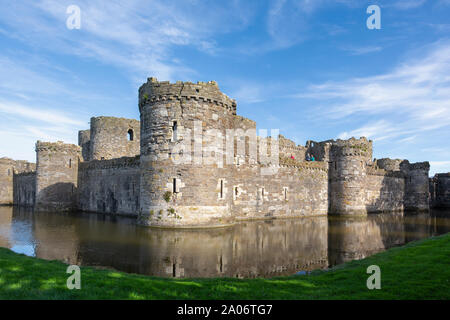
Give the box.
[80,156,140,170]
[375,158,404,171]
[434,172,450,177]
[329,137,373,159]
[279,156,328,171]
[366,164,405,178]
[91,116,140,127]
[399,160,430,172]
[139,77,237,114]
[35,141,81,153]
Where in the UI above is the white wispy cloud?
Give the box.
[0,0,254,81]
[294,41,450,142]
[0,101,84,126]
[341,46,383,56]
[389,0,428,10]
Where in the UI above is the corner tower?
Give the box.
[35,141,81,211]
[137,77,237,227]
[329,137,373,215]
[400,161,430,212]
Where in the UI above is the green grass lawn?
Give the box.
[0,233,449,300]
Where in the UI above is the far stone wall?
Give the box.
[13,172,36,207]
[78,156,140,215]
[0,157,35,205]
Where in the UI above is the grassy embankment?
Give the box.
[0,233,449,299]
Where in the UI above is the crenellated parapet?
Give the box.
[329,137,373,161]
[79,156,140,170]
[375,158,404,171]
[36,141,81,154]
[138,77,237,115]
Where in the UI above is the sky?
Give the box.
[0,0,449,175]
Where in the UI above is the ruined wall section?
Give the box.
[305,140,333,162]
[430,173,450,208]
[78,130,91,161]
[278,135,307,162]
[401,161,430,211]
[13,172,36,207]
[89,117,140,160]
[78,156,140,215]
[138,78,238,227]
[0,157,35,205]
[35,141,81,211]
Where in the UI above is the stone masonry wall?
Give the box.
[430,173,450,208]
[13,172,36,207]
[89,117,140,160]
[138,78,239,227]
[231,161,329,220]
[401,161,430,211]
[78,130,91,161]
[0,157,35,205]
[365,170,405,213]
[35,141,81,211]
[78,156,140,215]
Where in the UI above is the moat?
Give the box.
[0,206,449,279]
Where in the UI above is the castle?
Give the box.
[1,77,448,228]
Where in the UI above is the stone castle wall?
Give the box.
[13,171,36,207]
[0,157,35,205]
[6,77,443,227]
[35,141,81,211]
[430,173,450,208]
[78,156,140,215]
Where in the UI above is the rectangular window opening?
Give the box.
[172,121,178,142]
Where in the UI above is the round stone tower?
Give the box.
[89,116,140,160]
[35,141,81,211]
[137,77,237,227]
[329,137,373,215]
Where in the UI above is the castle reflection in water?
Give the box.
[0,206,449,278]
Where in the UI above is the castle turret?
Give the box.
[329,137,373,215]
[89,116,140,160]
[400,161,430,212]
[138,77,237,227]
[35,141,81,211]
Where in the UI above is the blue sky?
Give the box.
[0,0,449,175]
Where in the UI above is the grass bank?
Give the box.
[0,233,449,300]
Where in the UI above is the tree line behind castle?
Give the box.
[0,77,449,228]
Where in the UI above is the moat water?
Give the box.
[0,206,449,278]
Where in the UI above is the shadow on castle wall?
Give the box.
[35,182,78,211]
